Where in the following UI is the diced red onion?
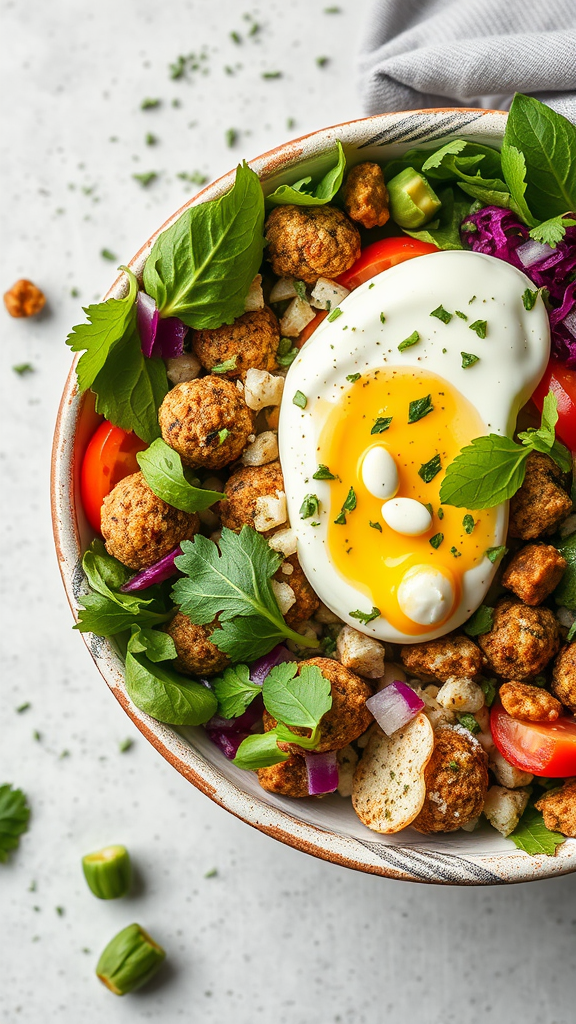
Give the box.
[206,695,264,734]
[137,291,160,358]
[516,238,556,268]
[206,728,247,760]
[366,681,425,736]
[120,545,182,592]
[304,750,339,795]
[155,316,187,358]
[249,644,296,686]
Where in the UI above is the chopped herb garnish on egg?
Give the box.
[469,319,487,338]
[455,310,468,320]
[293,390,307,409]
[369,520,382,532]
[522,288,539,310]
[327,307,343,322]
[398,330,420,352]
[334,487,356,525]
[299,493,320,519]
[408,394,433,423]
[461,351,480,368]
[418,454,442,483]
[212,356,238,374]
[310,520,320,527]
[277,337,298,366]
[437,507,444,520]
[485,545,508,563]
[430,305,452,324]
[429,532,444,549]
[350,606,380,624]
[293,280,307,300]
[379,312,386,323]
[313,464,337,480]
[450,546,462,558]
[462,514,475,533]
[371,416,392,434]
[346,373,361,382]
[424,502,433,515]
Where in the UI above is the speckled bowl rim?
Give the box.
[51,107,576,885]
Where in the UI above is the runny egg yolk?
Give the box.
[318,366,499,636]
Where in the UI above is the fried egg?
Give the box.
[278,250,550,643]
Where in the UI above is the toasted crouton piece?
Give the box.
[401,634,483,682]
[280,296,315,337]
[483,785,530,836]
[535,779,576,837]
[508,452,572,540]
[270,580,296,616]
[337,625,385,679]
[267,527,298,558]
[337,745,359,798]
[489,747,533,789]
[242,430,279,466]
[412,725,489,834]
[502,543,567,605]
[436,677,485,712]
[310,277,350,311]
[499,681,562,722]
[253,491,287,532]
[244,274,264,311]
[352,713,434,833]
[244,369,284,410]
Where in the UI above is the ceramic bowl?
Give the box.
[51,108,576,885]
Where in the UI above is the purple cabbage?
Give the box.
[136,290,187,359]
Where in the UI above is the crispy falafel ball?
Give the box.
[165,612,229,677]
[264,205,361,285]
[535,779,576,837]
[551,642,576,711]
[101,471,200,571]
[263,657,373,754]
[274,554,319,626]
[257,755,310,798]
[158,376,254,470]
[192,307,280,379]
[477,597,560,680]
[412,725,488,834]
[218,460,284,532]
[343,162,390,229]
[508,452,572,540]
[401,634,483,683]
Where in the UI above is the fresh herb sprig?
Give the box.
[265,141,345,207]
[508,805,565,856]
[124,627,217,726]
[74,542,173,637]
[137,439,223,513]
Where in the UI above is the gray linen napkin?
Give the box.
[359,0,576,120]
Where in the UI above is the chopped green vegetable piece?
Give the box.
[450,546,462,558]
[346,373,361,382]
[212,356,237,374]
[300,493,320,519]
[327,307,343,322]
[448,760,460,772]
[462,514,475,533]
[293,280,307,300]
[522,288,539,310]
[437,507,444,519]
[141,98,161,110]
[455,310,468,320]
[313,464,337,480]
[418,454,442,483]
[133,172,157,187]
[371,416,392,434]
[230,30,241,43]
[508,806,565,857]
[479,677,497,706]
[429,533,444,549]
[100,249,116,261]
[369,520,382,532]
[0,784,30,863]
[408,394,434,423]
[398,330,420,352]
[457,712,480,734]
[553,532,576,610]
[469,319,487,338]
[276,338,298,366]
[96,923,165,995]
[485,545,508,563]
[12,363,34,375]
[218,428,229,445]
[464,605,494,637]
[430,305,452,324]
[225,128,238,147]
[334,487,357,525]
[16,702,30,713]
[137,439,223,513]
[82,845,132,900]
[145,133,157,145]
[350,606,380,624]
[461,351,480,368]
[567,621,576,642]
[119,738,133,752]
[293,390,307,409]
[379,311,386,323]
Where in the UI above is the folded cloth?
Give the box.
[359,0,576,121]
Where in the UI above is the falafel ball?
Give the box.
[101,471,200,571]
[412,725,488,834]
[192,307,280,379]
[264,205,361,285]
[158,376,254,470]
[477,597,560,680]
[263,656,373,753]
[218,460,284,532]
[343,162,390,229]
[551,642,576,711]
[257,755,310,798]
[274,554,319,626]
[165,612,229,677]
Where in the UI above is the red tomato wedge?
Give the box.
[491,702,576,777]
[336,237,438,291]
[532,359,576,452]
[81,420,147,533]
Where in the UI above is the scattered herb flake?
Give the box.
[379,312,386,323]
[429,533,444,549]
[479,677,497,706]
[457,712,480,734]
[522,288,539,311]
[508,806,565,857]
[313,464,337,480]
[408,394,433,423]
[350,606,380,624]
[461,351,480,368]
[464,604,494,637]
[398,330,420,352]
[463,514,475,533]
[204,868,218,878]
[418,454,442,483]
[100,249,116,261]
[218,428,229,446]
[485,545,508,564]
[450,546,462,558]
[455,310,468,320]
[262,70,282,79]
[430,305,452,324]
[0,785,30,863]
[437,507,444,520]
[230,30,242,43]
[369,520,382,532]
[212,356,237,374]
[145,132,158,145]
[468,295,476,304]
[371,416,392,434]
[12,363,34,375]
[225,128,238,147]
[327,307,343,322]
[141,98,161,110]
[316,56,329,67]
[16,702,31,713]
[334,487,356,525]
[299,494,320,519]
[469,319,487,338]
[177,171,208,186]
[567,621,576,642]
[346,373,361,382]
[293,390,307,409]
[133,172,158,187]
[56,906,65,917]
[119,738,134,753]
[448,760,460,772]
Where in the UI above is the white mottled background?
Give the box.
[1,1,575,1021]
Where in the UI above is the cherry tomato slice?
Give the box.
[490,702,576,777]
[336,237,438,291]
[80,420,147,533]
[532,359,576,452]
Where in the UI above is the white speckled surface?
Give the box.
[1,1,576,1021]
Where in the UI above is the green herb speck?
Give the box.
[293,390,307,409]
[461,351,480,368]
[430,305,452,324]
[469,319,487,338]
[462,514,475,534]
[398,330,420,352]
[418,454,442,483]
[429,533,444,549]
[327,307,343,322]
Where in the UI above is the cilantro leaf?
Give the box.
[232,732,288,770]
[212,664,261,719]
[125,633,217,726]
[464,604,494,637]
[67,267,138,391]
[262,662,332,729]
[528,214,576,246]
[137,439,223,512]
[143,162,265,329]
[74,541,173,636]
[171,527,320,660]
[508,806,565,857]
[265,141,346,206]
[350,606,380,624]
[0,785,30,863]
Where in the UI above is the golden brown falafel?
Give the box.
[274,554,319,626]
[264,205,361,285]
[477,597,560,680]
[101,471,200,571]
[551,642,576,711]
[501,543,567,606]
[343,162,390,229]
[165,612,229,677]
[158,376,254,470]
[535,778,576,837]
[257,755,310,798]
[192,307,280,379]
[400,634,483,683]
[508,452,572,540]
[412,725,488,834]
[218,461,284,532]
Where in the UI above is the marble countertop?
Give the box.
[1,1,575,1020]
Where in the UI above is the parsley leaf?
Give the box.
[125,631,217,725]
[334,487,356,525]
[508,806,565,857]
[293,390,307,409]
[457,712,480,734]
[212,356,237,374]
[299,493,319,519]
[485,545,508,564]
[461,351,479,368]
[350,606,380,624]
[469,320,487,338]
[462,513,475,533]
[313,464,337,480]
[418,454,442,483]
[171,527,320,661]
[74,541,173,636]
[398,330,420,352]
[430,305,452,324]
[137,439,223,512]
[265,140,346,207]
[429,532,444,549]
[262,662,332,729]
[0,785,30,863]
[371,416,392,434]
[408,394,434,423]
[67,266,138,392]
[143,162,264,329]
[464,604,494,637]
[212,664,261,719]
[522,288,539,311]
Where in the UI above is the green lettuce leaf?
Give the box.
[137,439,224,512]
[265,141,346,206]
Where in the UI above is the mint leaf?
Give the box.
[143,162,265,329]
[266,140,345,206]
[137,438,223,512]
[125,637,217,726]
[67,267,138,391]
[262,662,332,729]
[212,664,261,719]
[90,322,168,444]
[504,94,576,221]
[334,486,356,525]
[74,541,172,636]
[500,143,538,226]
[464,604,494,637]
[508,805,565,856]
[408,394,433,424]
[440,435,529,509]
[418,454,442,483]
[371,416,392,434]
[127,627,177,663]
[0,785,30,863]
[171,527,320,660]
[554,532,576,610]
[233,731,288,770]
[528,214,576,247]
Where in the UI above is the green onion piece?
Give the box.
[82,845,132,900]
[96,923,165,995]
[327,307,343,322]
[293,390,307,409]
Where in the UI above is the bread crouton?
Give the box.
[483,785,530,836]
[502,543,567,605]
[489,747,533,789]
[336,625,385,678]
[436,676,485,712]
[337,745,359,797]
